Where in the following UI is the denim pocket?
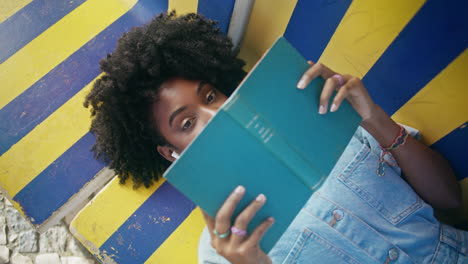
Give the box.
[337,144,422,225]
[283,228,360,264]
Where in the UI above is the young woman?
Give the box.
[84,12,466,263]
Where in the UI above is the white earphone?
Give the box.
[171,151,180,159]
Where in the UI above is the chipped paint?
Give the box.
[70,224,120,264]
[148,215,171,224]
[128,222,142,230]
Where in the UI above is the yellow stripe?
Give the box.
[0,0,32,23]
[168,0,198,14]
[319,0,425,78]
[145,208,205,264]
[237,0,298,71]
[392,50,468,145]
[0,0,137,110]
[70,177,162,249]
[0,76,100,197]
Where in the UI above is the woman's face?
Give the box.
[151,78,228,161]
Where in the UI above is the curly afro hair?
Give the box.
[84,11,247,188]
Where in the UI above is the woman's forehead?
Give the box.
[160,78,200,92]
[152,79,201,121]
[158,79,201,104]
[158,78,200,101]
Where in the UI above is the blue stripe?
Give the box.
[197,0,235,33]
[0,0,169,156]
[284,0,352,62]
[362,0,468,114]
[431,122,468,181]
[0,0,87,64]
[13,133,105,225]
[99,181,196,263]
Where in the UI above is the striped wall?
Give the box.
[1,0,467,263]
[0,0,170,226]
[71,177,206,263]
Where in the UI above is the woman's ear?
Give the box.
[157,145,176,162]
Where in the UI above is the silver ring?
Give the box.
[213,228,231,238]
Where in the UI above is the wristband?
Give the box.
[377,124,408,176]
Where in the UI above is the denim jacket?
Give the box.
[198,126,468,264]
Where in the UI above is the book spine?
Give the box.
[223,94,326,190]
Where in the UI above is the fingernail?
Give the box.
[330,104,337,112]
[268,217,274,222]
[256,194,265,202]
[234,185,244,194]
[319,105,325,114]
[297,80,306,89]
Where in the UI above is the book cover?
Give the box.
[164,37,361,252]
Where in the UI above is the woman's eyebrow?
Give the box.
[197,81,207,95]
[169,106,187,127]
[169,81,207,127]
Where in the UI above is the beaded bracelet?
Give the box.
[377,124,409,177]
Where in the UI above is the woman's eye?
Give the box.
[206,91,216,103]
[182,118,194,131]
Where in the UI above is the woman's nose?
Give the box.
[199,106,219,125]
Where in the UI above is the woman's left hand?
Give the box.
[296,62,462,209]
[297,61,377,121]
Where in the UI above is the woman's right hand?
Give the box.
[200,185,274,264]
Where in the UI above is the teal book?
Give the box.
[163,37,361,253]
